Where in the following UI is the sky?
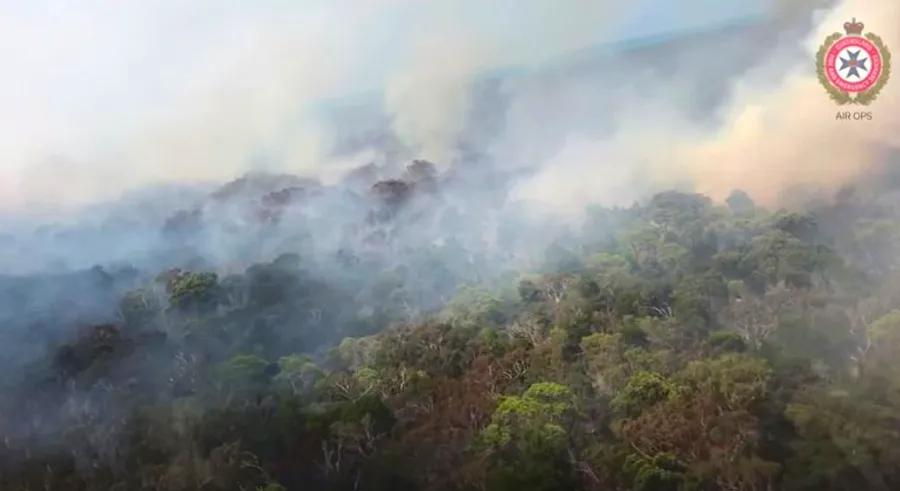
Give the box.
[0,0,764,213]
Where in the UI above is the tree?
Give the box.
[213,354,275,400]
[612,371,676,418]
[726,189,756,216]
[785,389,900,490]
[274,354,322,396]
[672,274,727,334]
[441,286,506,330]
[620,355,776,490]
[480,382,577,491]
[622,452,697,491]
[725,282,796,349]
[119,287,164,330]
[163,270,221,314]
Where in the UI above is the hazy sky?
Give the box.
[0,0,764,212]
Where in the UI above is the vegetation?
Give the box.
[4,182,900,491]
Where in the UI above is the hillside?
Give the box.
[3,164,900,490]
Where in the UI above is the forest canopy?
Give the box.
[4,163,900,491]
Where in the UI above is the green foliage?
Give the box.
[612,371,676,417]
[336,394,396,433]
[120,288,164,329]
[586,252,630,273]
[333,335,380,369]
[480,382,577,491]
[274,354,322,394]
[441,286,507,329]
[623,452,695,491]
[482,382,574,449]
[676,354,770,409]
[868,309,900,341]
[166,270,221,313]
[707,330,747,353]
[620,323,649,348]
[223,354,270,378]
[517,278,541,303]
[672,274,726,333]
[214,354,274,396]
[785,390,900,489]
[774,211,818,242]
[11,188,900,490]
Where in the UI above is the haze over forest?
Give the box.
[1,0,900,490]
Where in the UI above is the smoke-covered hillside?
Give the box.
[0,159,571,383]
[4,161,900,490]
[3,0,900,489]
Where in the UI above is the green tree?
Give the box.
[164,270,221,313]
[612,371,676,417]
[480,382,577,491]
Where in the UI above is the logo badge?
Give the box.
[817,18,891,105]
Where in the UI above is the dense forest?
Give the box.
[4,161,900,491]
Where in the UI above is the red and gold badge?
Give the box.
[817,18,891,105]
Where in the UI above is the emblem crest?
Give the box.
[816,18,891,105]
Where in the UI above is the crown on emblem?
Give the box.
[844,18,864,35]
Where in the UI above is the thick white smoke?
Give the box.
[2,0,894,220]
[508,0,897,213]
[0,0,627,212]
[683,0,899,204]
